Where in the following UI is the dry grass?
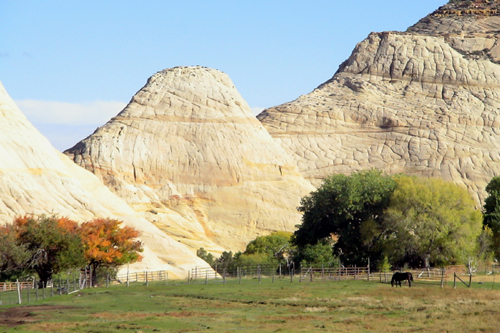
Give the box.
[1,279,500,332]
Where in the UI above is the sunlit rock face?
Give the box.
[65,66,314,252]
[258,2,500,204]
[0,80,208,278]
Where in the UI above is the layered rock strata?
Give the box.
[0,80,208,278]
[258,2,500,203]
[65,66,314,252]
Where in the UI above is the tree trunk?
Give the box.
[36,268,52,289]
[91,262,100,286]
[424,254,431,268]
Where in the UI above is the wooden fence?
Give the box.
[187,265,371,284]
[378,268,448,286]
[299,266,370,282]
[115,270,169,285]
[0,281,34,292]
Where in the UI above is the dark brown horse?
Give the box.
[391,272,413,287]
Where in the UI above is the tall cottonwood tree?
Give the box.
[382,175,482,268]
[293,169,397,267]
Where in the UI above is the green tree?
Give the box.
[13,215,86,287]
[196,247,216,267]
[293,240,337,267]
[0,224,30,280]
[382,175,482,268]
[244,231,293,262]
[483,176,500,258]
[293,169,396,267]
[232,232,295,269]
[214,251,235,274]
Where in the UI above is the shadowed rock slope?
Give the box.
[258,0,500,203]
[0,80,209,278]
[65,66,314,252]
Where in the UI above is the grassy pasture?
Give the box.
[1,278,500,332]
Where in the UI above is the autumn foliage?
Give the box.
[79,218,143,281]
[0,215,143,286]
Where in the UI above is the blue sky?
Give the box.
[1,0,446,151]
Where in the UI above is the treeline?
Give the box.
[0,215,143,287]
[197,231,337,275]
[200,170,500,273]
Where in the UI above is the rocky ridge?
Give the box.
[65,66,314,252]
[258,0,500,203]
[0,80,209,278]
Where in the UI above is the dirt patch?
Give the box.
[0,305,76,328]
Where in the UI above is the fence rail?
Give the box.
[0,282,34,292]
[115,270,169,284]
[300,266,370,282]
[2,264,492,306]
[378,268,448,286]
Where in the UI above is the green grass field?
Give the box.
[1,278,500,332]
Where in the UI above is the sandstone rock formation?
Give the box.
[65,66,314,252]
[258,1,500,204]
[0,80,209,278]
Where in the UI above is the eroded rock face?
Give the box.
[0,80,208,278]
[258,4,500,203]
[65,66,314,252]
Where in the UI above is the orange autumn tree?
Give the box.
[79,218,143,284]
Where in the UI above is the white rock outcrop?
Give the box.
[65,66,314,252]
[258,4,500,204]
[0,80,208,278]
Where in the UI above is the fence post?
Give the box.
[367,258,370,282]
[310,267,313,282]
[205,271,208,285]
[126,266,130,287]
[146,271,149,287]
[239,267,242,284]
[258,265,261,284]
[223,269,226,285]
[453,273,456,289]
[27,282,30,303]
[16,280,21,304]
